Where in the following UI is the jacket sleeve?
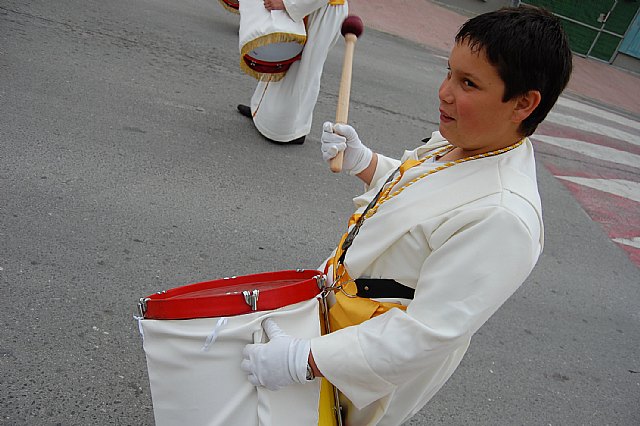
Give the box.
[350,154,401,211]
[311,204,541,408]
[283,0,328,22]
[368,154,401,189]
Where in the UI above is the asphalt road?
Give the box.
[1,0,638,425]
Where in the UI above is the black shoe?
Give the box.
[237,104,252,119]
[265,135,305,145]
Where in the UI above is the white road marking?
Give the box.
[556,176,640,203]
[545,112,640,146]
[612,237,640,249]
[556,97,640,131]
[533,135,640,169]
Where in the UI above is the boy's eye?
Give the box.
[463,79,476,88]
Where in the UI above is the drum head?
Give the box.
[140,269,323,320]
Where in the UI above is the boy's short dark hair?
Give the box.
[455,6,573,136]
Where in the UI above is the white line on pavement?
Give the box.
[556,97,640,132]
[533,135,640,169]
[612,237,640,249]
[556,176,640,203]
[545,112,640,147]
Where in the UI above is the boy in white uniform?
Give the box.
[241,6,573,425]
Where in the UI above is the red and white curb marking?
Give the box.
[532,97,640,267]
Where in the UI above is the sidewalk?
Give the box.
[349,0,640,119]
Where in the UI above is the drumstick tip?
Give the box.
[341,15,364,38]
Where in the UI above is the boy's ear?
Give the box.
[512,90,541,123]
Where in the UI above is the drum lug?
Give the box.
[242,289,259,311]
[314,274,326,290]
[137,297,149,317]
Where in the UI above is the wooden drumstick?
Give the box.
[330,15,364,173]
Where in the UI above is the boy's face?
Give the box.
[438,40,522,153]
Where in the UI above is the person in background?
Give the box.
[237,0,348,145]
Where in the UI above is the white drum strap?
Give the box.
[202,317,229,352]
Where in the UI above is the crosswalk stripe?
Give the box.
[556,97,640,131]
[545,112,640,146]
[612,237,640,249]
[556,176,640,203]
[533,135,640,169]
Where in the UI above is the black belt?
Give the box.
[354,278,415,300]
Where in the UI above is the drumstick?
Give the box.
[330,15,364,173]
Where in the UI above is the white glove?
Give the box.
[241,318,311,391]
[320,122,373,175]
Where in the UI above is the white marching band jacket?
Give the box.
[312,131,544,426]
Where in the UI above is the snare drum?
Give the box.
[137,270,340,426]
[238,0,307,81]
[218,0,239,14]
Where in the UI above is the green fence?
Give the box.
[522,0,640,62]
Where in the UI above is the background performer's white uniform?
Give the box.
[312,132,544,426]
[250,0,348,142]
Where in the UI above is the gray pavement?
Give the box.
[1,0,639,425]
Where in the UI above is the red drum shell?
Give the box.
[219,0,239,12]
[242,52,303,74]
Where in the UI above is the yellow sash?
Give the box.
[327,259,407,332]
[328,0,345,5]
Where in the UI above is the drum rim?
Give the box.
[140,269,324,320]
[242,52,303,73]
[240,31,306,81]
[219,0,239,13]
